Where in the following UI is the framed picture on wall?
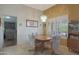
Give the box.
[26,20,38,27]
[0,18,1,26]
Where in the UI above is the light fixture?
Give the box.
[41,15,47,22]
[5,16,11,19]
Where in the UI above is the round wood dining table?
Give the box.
[34,35,53,53]
[35,35,52,41]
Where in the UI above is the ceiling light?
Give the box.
[5,16,11,19]
[41,15,47,22]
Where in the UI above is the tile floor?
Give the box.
[0,44,78,55]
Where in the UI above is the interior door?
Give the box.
[4,16,17,47]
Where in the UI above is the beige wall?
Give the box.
[0,4,42,48]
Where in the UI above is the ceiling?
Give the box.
[25,4,55,11]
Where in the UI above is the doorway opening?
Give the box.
[4,16,17,47]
